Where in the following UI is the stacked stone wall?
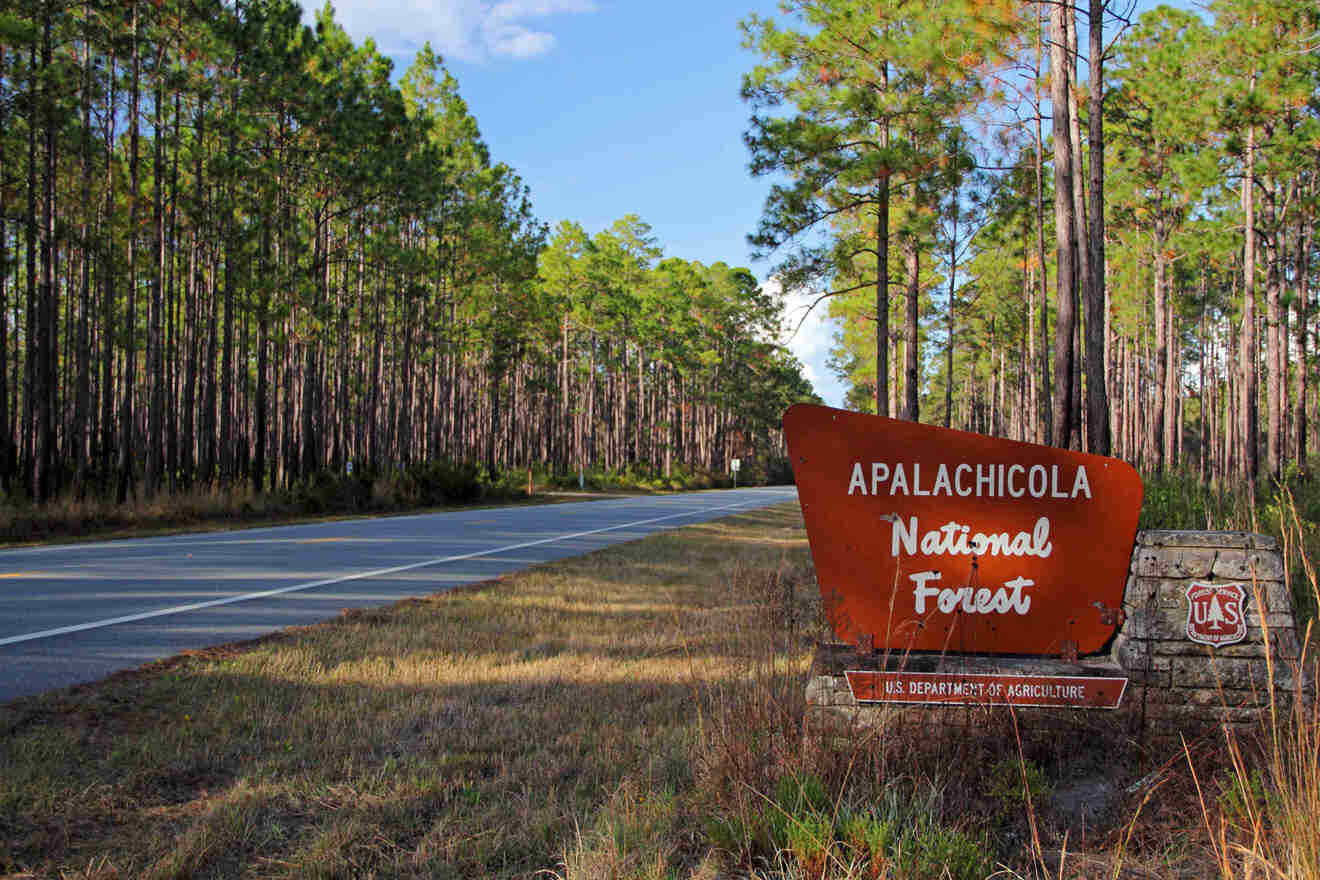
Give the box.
[1115,530,1306,731]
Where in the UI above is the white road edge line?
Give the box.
[0,498,766,648]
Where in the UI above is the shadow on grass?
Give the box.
[0,505,812,879]
[0,663,754,878]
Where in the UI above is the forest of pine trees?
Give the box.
[745,0,1318,493]
[0,0,818,505]
[5,0,1317,511]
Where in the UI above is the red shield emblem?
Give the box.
[1185,582,1248,647]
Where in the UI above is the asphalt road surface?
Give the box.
[0,487,798,703]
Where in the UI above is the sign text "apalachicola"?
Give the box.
[847,461,1092,500]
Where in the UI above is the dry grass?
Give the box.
[3,499,1318,880]
[0,474,575,548]
[1180,493,1320,880]
[0,503,813,878]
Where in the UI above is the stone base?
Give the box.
[806,529,1313,739]
[1119,530,1312,734]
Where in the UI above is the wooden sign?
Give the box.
[784,404,1144,657]
[845,670,1128,709]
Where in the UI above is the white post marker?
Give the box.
[731,458,741,488]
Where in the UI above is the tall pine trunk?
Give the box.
[1240,122,1259,493]
[902,235,919,421]
[1065,5,1086,450]
[1049,0,1077,449]
[1085,0,1111,455]
[1033,14,1051,444]
[116,0,141,504]
[147,75,166,497]
[1153,210,1169,472]
[1295,189,1314,472]
[875,60,890,418]
[945,211,958,429]
[219,95,238,485]
[73,10,94,496]
[36,3,57,501]
[0,153,8,492]
[99,56,117,489]
[1264,178,1282,482]
[0,42,10,490]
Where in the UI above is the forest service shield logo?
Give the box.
[1185,582,1247,647]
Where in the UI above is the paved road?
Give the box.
[0,487,798,703]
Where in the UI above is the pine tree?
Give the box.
[742,0,1013,420]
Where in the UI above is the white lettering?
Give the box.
[848,462,867,495]
[892,516,918,556]
[888,517,1055,560]
[1072,465,1091,499]
[891,464,909,495]
[1007,464,1025,497]
[933,464,952,496]
[1028,465,1047,497]
[955,464,972,496]
[1050,464,1068,498]
[911,571,943,614]
[907,573,1035,616]
[1032,517,1053,556]
[913,462,930,496]
[872,462,889,495]
[1004,576,1034,614]
[847,461,1094,500]
[938,588,967,613]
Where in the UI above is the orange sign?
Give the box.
[784,404,1143,657]
[845,670,1128,709]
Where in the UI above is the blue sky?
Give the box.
[318,0,780,269]
[305,0,857,403]
[311,0,1176,410]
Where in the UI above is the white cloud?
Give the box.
[766,277,848,408]
[316,0,595,61]
[485,27,553,57]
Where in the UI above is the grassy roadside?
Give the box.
[0,462,765,549]
[0,503,816,878]
[2,500,1315,879]
[0,478,614,549]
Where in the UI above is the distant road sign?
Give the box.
[731,458,741,472]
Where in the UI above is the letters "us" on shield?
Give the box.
[1185,582,1248,647]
